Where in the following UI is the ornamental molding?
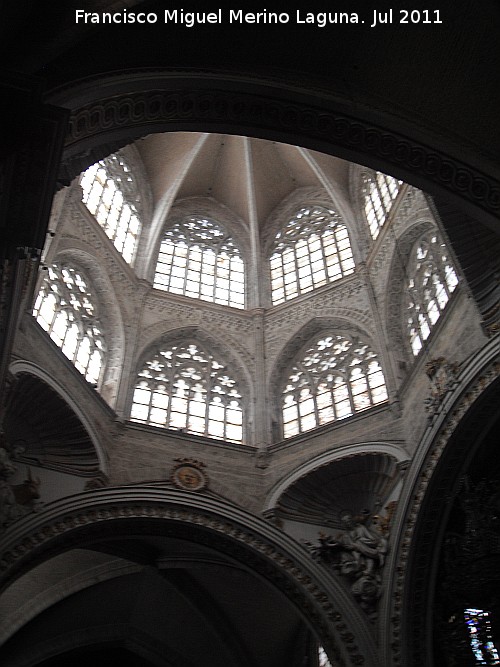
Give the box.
[58,85,500,227]
[382,337,500,666]
[0,487,380,667]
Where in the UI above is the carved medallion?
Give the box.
[171,458,208,492]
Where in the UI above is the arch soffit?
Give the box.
[264,441,410,513]
[268,315,381,390]
[7,360,109,474]
[0,488,380,667]
[50,72,500,233]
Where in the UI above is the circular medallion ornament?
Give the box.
[171,460,207,492]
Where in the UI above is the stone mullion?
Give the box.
[251,308,270,453]
[359,261,400,412]
[204,360,215,437]
[165,359,175,428]
[318,226,331,285]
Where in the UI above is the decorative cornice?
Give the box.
[0,488,380,667]
[59,86,500,227]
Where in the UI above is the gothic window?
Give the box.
[154,216,245,309]
[269,206,355,305]
[80,153,141,264]
[282,334,388,438]
[33,263,106,384]
[131,340,243,443]
[363,171,402,239]
[406,231,459,355]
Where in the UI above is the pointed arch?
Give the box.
[153,208,246,309]
[267,194,355,306]
[80,148,143,264]
[32,260,106,385]
[130,328,249,444]
[271,319,388,439]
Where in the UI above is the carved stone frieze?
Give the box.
[60,86,500,226]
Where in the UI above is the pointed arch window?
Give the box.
[154,216,245,309]
[131,340,243,443]
[406,231,459,355]
[80,153,141,264]
[269,206,355,305]
[363,171,403,239]
[33,263,106,384]
[282,333,388,438]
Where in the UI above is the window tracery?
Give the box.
[131,340,243,443]
[32,263,106,384]
[80,153,141,264]
[269,206,355,305]
[363,171,402,239]
[282,333,388,438]
[154,216,245,309]
[406,231,459,355]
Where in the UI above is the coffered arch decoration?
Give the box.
[0,488,381,667]
[4,362,107,477]
[51,73,500,231]
[266,449,406,529]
